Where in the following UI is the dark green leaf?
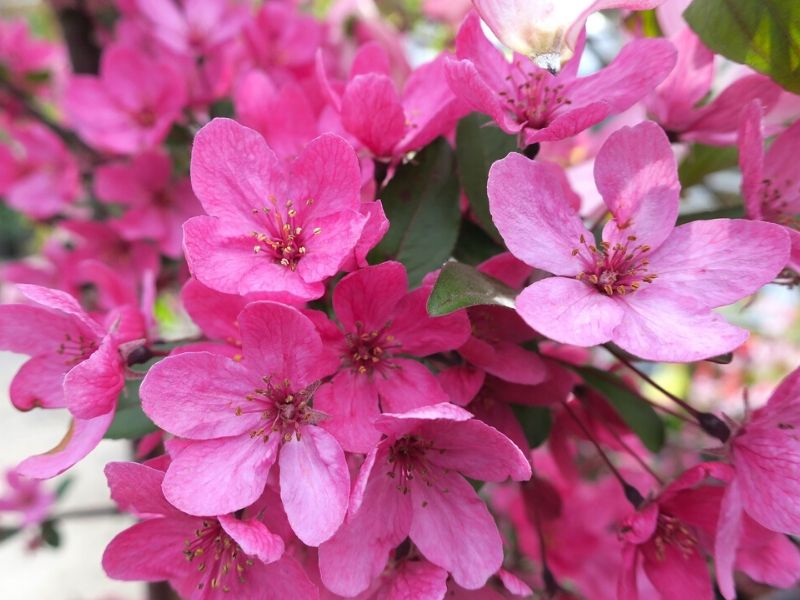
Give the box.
[684,0,800,93]
[705,352,734,365]
[40,520,61,548]
[452,219,504,266]
[575,366,666,453]
[370,138,461,286]
[676,206,744,225]
[455,113,518,243]
[427,261,516,316]
[512,405,552,448]
[0,527,20,543]
[210,99,235,119]
[104,379,158,440]
[678,143,739,188]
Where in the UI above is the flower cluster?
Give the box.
[1,0,800,599]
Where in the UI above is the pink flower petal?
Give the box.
[649,219,790,308]
[219,514,285,564]
[613,288,749,362]
[238,301,329,388]
[488,153,590,276]
[190,118,283,223]
[594,121,679,251]
[162,435,278,516]
[388,560,449,600]
[104,461,177,517]
[421,418,531,482]
[279,426,349,546]
[64,335,124,419]
[388,288,472,356]
[738,101,766,220]
[376,358,450,413]
[409,468,503,589]
[318,455,413,596]
[515,277,624,347]
[314,372,382,454]
[333,261,407,332]
[16,411,114,479]
[9,356,69,410]
[341,73,405,158]
[140,352,262,439]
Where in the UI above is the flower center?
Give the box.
[250,198,320,271]
[498,63,572,129]
[134,107,157,128]
[343,321,401,375]
[651,513,697,561]
[386,435,435,494]
[183,519,254,594]
[572,234,657,296]
[56,333,98,366]
[237,377,320,443]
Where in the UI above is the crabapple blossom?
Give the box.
[314,261,471,452]
[141,301,349,546]
[446,12,676,146]
[488,121,791,361]
[318,403,531,595]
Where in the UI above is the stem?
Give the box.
[50,506,118,520]
[0,77,102,164]
[606,425,665,485]
[528,488,560,597]
[560,399,644,508]
[604,345,731,442]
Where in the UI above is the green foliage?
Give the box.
[370,138,461,286]
[684,0,800,93]
[678,143,739,189]
[511,405,552,448]
[40,520,61,548]
[452,220,504,266]
[576,366,666,453]
[455,113,518,243]
[104,379,158,440]
[427,261,516,316]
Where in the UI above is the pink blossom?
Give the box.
[134,0,249,57]
[0,120,80,219]
[0,470,55,527]
[318,403,531,595]
[95,151,200,258]
[141,301,350,546]
[488,121,790,361]
[183,118,367,300]
[445,13,676,146]
[471,1,664,67]
[313,261,471,452]
[64,43,187,154]
[102,461,318,599]
[0,285,131,478]
[321,42,468,162]
[739,101,800,272]
[645,27,782,145]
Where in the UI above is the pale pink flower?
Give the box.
[0,470,55,527]
[472,0,664,67]
[488,121,790,361]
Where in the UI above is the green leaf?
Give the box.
[511,405,552,448]
[40,520,61,548]
[104,380,157,440]
[455,113,518,243]
[678,143,739,188]
[705,352,734,365]
[676,206,744,225]
[370,138,461,286]
[0,527,20,543]
[427,261,516,316]
[55,477,73,499]
[210,99,235,119]
[684,0,800,94]
[452,219,504,266]
[575,366,666,453]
